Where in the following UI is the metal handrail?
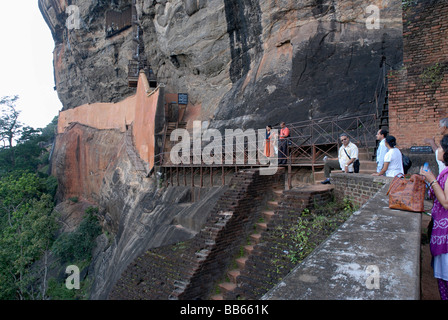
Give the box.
[154,113,377,167]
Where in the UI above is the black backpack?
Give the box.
[402,154,412,174]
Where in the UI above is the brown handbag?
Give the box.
[386,173,426,212]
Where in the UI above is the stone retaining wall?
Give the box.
[331,173,391,207]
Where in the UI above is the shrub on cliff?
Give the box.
[51,207,102,264]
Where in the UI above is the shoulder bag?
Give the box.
[386,173,426,212]
[343,148,360,173]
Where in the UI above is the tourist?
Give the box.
[372,135,403,177]
[424,118,448,174]
[278,122,290,164]
[264,125,275,157]
[419,134,448,300]
[321,133,358,184]
[376,129,388,173]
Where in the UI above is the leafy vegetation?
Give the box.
[46,209,101,301]
[269,197,357,277]
[51,207,102,264]
[402,0,418,10]
[0,95,97,300]
[420,62,445,87]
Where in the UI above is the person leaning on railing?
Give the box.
[264,125,277,158]
[371,135,403,177]
[278,122,290,165]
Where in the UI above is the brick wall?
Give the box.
[388,0,448,148]
[331,173,391,207]
[108,168,285,300]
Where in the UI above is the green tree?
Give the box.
[0,107,61,299]
[0,173,57,299]
[16,126,41,145]
[0,95,24,166]
[0,95,23,148]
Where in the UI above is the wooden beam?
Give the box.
[288,163,292,190]
[222,165,225,186]
[200,166,203,188]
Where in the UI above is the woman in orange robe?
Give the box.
[264,125,275,157]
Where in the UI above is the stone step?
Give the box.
[218,282,237,293]
[263,210,275,222]
[267,200,278,208]
[360,161,378,170]
[313,171,326,182]
[359,169,377,174]
[244,244,254,255]
[228,269,240,283]
[250,233,262,244]
[314,166,377,181]
[272,189,284,197]
[358,152,371,161]
[236,257,248,269]
[256,222,267,232]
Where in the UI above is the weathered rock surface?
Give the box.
[39,0,137,109]
[51,123,124,203]
[90,183,227,299]
[40,0,403,129]
[51,122,228,299]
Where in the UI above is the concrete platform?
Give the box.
[262,182,422,300]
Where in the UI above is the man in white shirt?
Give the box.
[338,134,359,172]
[321,134,358,184]
[424,118,448,174]
[376,129,388,173]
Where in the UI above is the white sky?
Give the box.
[0,1,62,129]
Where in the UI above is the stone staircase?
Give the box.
[313,147,377,184]
[210,186,283,300]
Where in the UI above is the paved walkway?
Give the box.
[263,182,422,300]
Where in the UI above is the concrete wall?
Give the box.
[57,72,162,171]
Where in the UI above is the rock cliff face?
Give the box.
[40,0,403,128]
[51,120,228,299]
[39,0,405,299]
